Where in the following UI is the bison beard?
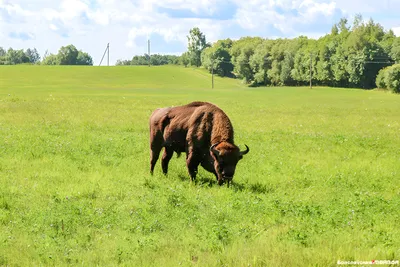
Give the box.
[149,101,249,185]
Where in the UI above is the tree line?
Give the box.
[0,44,93,66]
[116,54,180,66]
[198,15,400,90]
[116,15,400,91]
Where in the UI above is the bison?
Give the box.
[149,101,249,185]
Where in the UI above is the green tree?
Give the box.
[249,40,273,85]
[390,37,400,63]
[331,24,339,35]
[187,27,208,67]
[180,52,190,67]
[25,48,40,64]
[57,45,79,65]
[116,59,131,66]
[338,17,350,34]
[0,47,5,57]
[231,37,263,83]
[42,54,58,65]
[202,39,234,77]
[0,47,6,65]
[6,48,29,65]
[76,51,93,65]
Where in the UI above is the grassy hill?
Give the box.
[1,65,243,92]
[1,65,400,266]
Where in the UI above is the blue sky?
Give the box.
[1,0,399,65]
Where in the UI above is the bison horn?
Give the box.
[210,143,220,157]
[240,144,250,156]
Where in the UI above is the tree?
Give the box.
[352,14,363,30]
[40,45,93,65]
[76,51,93,65]
[201,39,234,77]
[380,30,396,55]
[116,59,131,66]
[230,37,263,83]
[180,52,190,67]
[0,47,5,65]
[42,54,58,65]
[331,24,339,36]
[0,47,5,57]
[57,45,79,65]
[6,48,29,65]
[391,37,400,63]
[25,48,40,64]
[187,27,208,67]
[338,17,350,34]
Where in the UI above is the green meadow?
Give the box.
[1,65,399,266]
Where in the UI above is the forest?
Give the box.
[120,16,400,91]
[116,54,180,66]
[199,16,400,90]
[0,44,93,66]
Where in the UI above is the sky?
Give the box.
[1,0,400,65]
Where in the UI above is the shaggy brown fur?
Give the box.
[149,101,249,185]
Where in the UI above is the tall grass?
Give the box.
[1,65,399,266]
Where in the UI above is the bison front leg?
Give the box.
[161,146,174,175]
[186,152,200,182]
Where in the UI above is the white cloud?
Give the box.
[0,1,34,18]
[333,0,400,14]
[126,16,225,51]
[393,27,400,37]
[299,0,336,18]
[232,0,338,35]
[141,0,219,15]
[1,0,399,65]
[49,24,58,31]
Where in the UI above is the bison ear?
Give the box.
[210,143,220,159]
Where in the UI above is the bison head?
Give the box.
[210,141,249,185]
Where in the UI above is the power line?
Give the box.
[208,59,394,65]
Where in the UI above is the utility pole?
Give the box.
[99,43,110,66]
[107,43,109,66]
[310,52,313,89]
[148,40,151,67]
[211,58,214,89]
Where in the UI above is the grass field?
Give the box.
[1,65,400,266]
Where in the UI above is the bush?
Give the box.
[375,64,400,93]
[386,65,400,93]
[376,68,387,89]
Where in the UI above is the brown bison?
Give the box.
[149,101,249,185]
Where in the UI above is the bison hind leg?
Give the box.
[150,144,162,175]
[162,146,174,175]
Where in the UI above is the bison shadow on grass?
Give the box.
[176,173,272,194]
